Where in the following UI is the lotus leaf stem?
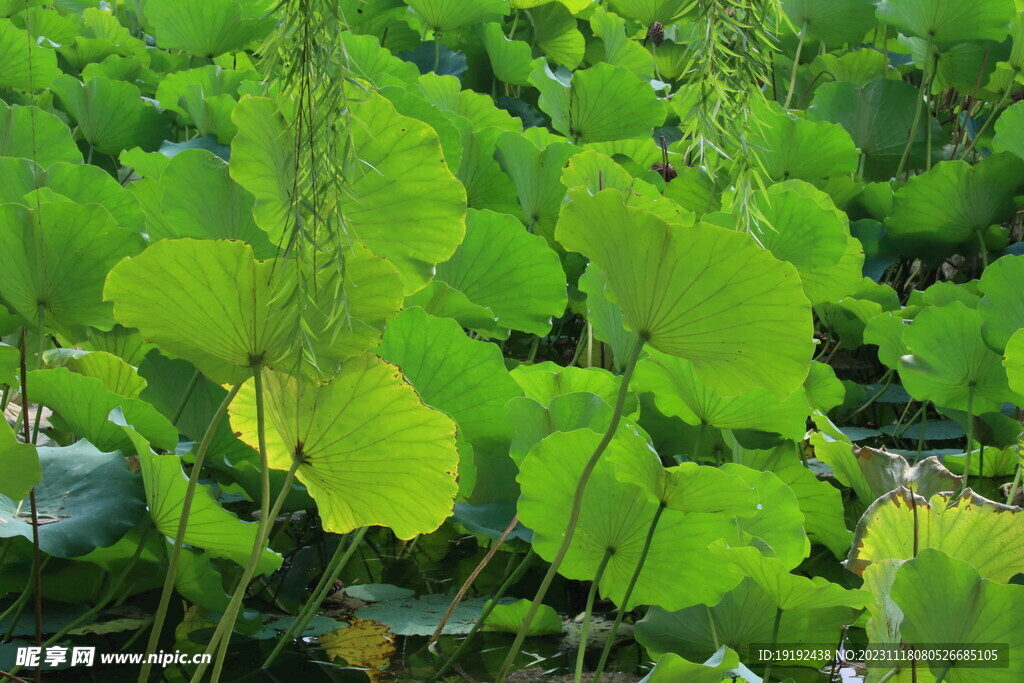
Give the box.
[574,548,613,683]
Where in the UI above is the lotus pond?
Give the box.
[2,0,1024,682]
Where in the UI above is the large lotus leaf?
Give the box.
[0,104,80,167]
[404,281,497,331]
[510,361,636,415]
[530,62,665,143]
[854,446,962,499]
[640,647,746,683]
[633,349,809,441]
[589,9,655,79]
[713,543,871,611]
[146,0,275,57]
[341,32,421,87]
[230,93,467,293]
[147,148,275,258]
[749,180,848,271]
[0,441,145,557]
[0,201,144,334]
[747,101,859,181]
[379,84,464,173]
[405,0,508,32]
[415,74,522,133]
[978,254,1024,352]
[433,209,566,337]
[0,18,58,90]
[898,302,1019,413]
[719,463,810,569]
[0,423,39,502]
[44,349,146,399]
[43,162,146,232]
[885,154,1024,257]
[635,579,858,668]
[557,189,814,398]
[230,354,459,540]
[84,325,153,367]
[155,66,259,142]
[483,599,563,636]
[781,0,877,46]
[530,3,585,69]
[606,0,691,24]
[993,100,1024,162]
[52,75,168,155]
[517,428,744,610]
[377,307,523,452]
[507,392,614,465]
[1007,329,1024,396]
[494,132,577,244]
[29,367,178,452]
[876,0,1015,46]
[847,487,1024,582]
[810,78,938,181]
[481,22,536,86]
[456,124,521,217]
[612,453,759,517]
[890,549,1024,681]
[104,239,297,385]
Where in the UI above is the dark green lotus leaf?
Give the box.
[890,549,1024,681]
[104,239,298,384]
[0,423,39,502]
[146,0,276,57]
[885,154,1024,257]
[0,441,145,557]
[0,102,82,165]
[635,579,858,669]
[0,17,57,90]
[29,367,178,452]
[415,74,523,132]
[557,189,814,398]
[811,49,892,87]
[356,593,500,636]
[810,78,939,181]
[0,201,144,336]
[748,100,859,181]
[495,132,578,244]
[380,83,465,174]
[230,354,459,539]
[1007,329,1024,396]
[378,307,523,453]
[577,265,638,371]
[530,62,665,143]
[899,302,1019,413]
[433,209,567,337]
[633,349,810,441]
[876,0,1015,46]
[518,428,745,610]
[978,254,1024,352]
[847,487,1024,581]
[155,65,260,143]
[719,463,810,569]
[455,124,521,217]
[342,31,421,87]
[52,75,168,155]
[782,0,877,46]
[145,148,275,258]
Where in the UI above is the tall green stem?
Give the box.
[593,505,666,682]
[262,525,369,669]
[495,337,646,683]
[895,37,934,180]
[958,385,976,496]
[138,381,242,683]
[782,23,806,109]
[574,550,613,683]
[762,606,783,682]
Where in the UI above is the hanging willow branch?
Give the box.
[680,0,785,233]
[258,0,361,375]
